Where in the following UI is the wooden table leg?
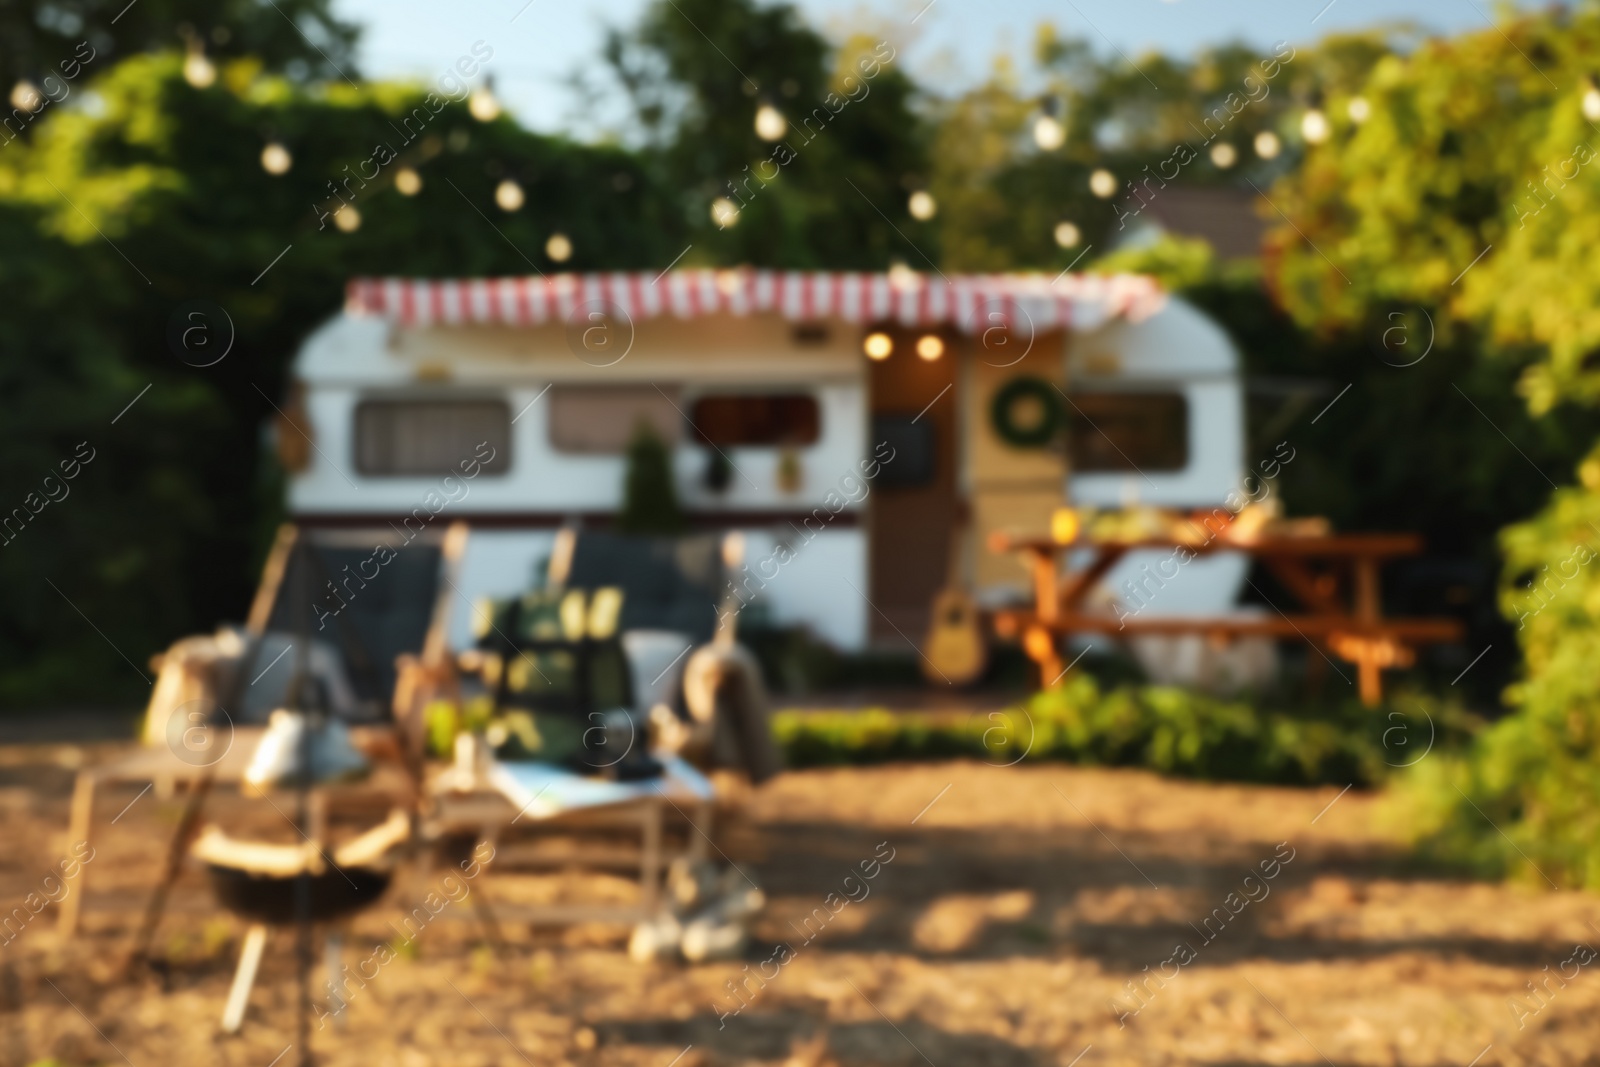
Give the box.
[1029,549,1060,625]
[687,801,713,864]
[1357,655,1382,707]
[640,801,663,917]
[57,770,97,937]
[1354,556,1383,707]
[1023,626,1063,689]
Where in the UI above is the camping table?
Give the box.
[421,754,716,926]
[988,531,1463,705]
[56,725,410,937]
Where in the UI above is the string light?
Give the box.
[1301,108,1330,144]
[888,261,919,290]
[495,179,524,211]
[863,332,893,360]
[260,142,292,175]
[916,334,944,361]
[1053,221,1080,248]
[1033,115,1065,151]
[1210,142,1237,168]
[754,104,786,141]
[1584,76,1600,122]
[908,190,937,220]
[469,83,500,122]
[711,197,740,228]
[183,46,216,89]
[394,167,422,195]
[545,233,573,262]
[1089,169,1117,198]
[1254,130,1281,159]
[333,205,361,232]
[9,81,41,111]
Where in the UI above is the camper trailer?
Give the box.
[284,271,1246,660]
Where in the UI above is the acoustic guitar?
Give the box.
[921,518,988,685]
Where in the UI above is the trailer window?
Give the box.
[1066,391,1188,472]
[689,394,820,447]
[548,386,682,453]
[354,399,511,476]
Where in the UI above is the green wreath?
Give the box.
[990,376,1063,448]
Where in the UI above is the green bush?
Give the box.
[773,676,1479,788]
[1396,465,1600,889]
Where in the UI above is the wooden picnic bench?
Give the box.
[988,529,1463,705]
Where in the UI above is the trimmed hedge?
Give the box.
[773,676,1480,788]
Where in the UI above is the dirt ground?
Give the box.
[4,742,1600,1067]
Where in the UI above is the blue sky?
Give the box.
[332,0,1534,136]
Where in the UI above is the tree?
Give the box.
[927,26,1391,272]
[0,50,684,706]
[1260,6,1600,886]
[1,0,358,118]
[605,0,930,268]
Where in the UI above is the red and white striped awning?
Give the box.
[344,271,1164,333]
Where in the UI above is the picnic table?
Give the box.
[988,529,1463,705]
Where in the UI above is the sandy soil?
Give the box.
[3,744,1599,1067]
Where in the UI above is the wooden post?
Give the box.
[57,770,97,936]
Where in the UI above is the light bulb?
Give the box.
[1209,142,1237,168]
[545,233,572,262]
[1347,96,1371,123]
[394,167,422,196]
[1089,168,1117,198]
[754,104,786,141]
[260,142,292,175]
[1585,83,1600,123]
[1053,221,1081,248]
[916,334,944,361]
[183,51,216,89]
[711,197,740,228]
[495,179,524,212]
[9,80,42,111]
[469,86,500,122]
[1301,109,1330,144]
[333,205,361,233]
[1033,114,1065,151]
[863,332,892,360]
[908,190,936,220]
[1254,130,1281,159]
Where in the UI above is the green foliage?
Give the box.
[775,677,1480,787]
[1091,234,1223,291]
[1270,9,1600,412]
[1261,7,1600,887]
[618,422,684,535]
[928,29,1390,271]
[1397,463,1600,888]
[0,52,683,707]
[0,0,357,104]
[606,0,929,268]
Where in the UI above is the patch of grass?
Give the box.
[773,676,1481,787]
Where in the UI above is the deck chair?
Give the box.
[551,528,780,782]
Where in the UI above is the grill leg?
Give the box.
[222,924,268,1034]
[324,932,347,1030]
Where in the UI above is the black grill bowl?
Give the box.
[205,864,392,926]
